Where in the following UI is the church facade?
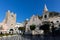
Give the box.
[25,4,60,35]
[0,10,16,34]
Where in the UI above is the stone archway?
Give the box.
[9,29,14,34]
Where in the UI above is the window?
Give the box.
[11,15,14,17]
[11,24,13,26]
[44,15,47,18]
[56,21,59,23]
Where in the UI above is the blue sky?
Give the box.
[0,0,60,22]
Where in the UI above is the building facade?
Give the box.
[25,4,60,35]
[0,10,16,34]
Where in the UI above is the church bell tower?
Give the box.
[43,4,49,21]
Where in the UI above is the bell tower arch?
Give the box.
[43,4,49,21]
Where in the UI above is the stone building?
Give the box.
[0,10,16,34]
[25,4,60,35]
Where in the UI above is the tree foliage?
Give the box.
[40,24,50,30]
[18,27,25,31]
[30,24,36,30]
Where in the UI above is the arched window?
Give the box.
[44,15,47,18]
[11,15,14,17]
[56,21,59,23]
